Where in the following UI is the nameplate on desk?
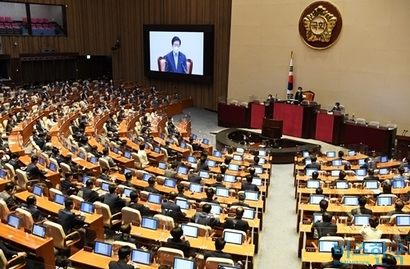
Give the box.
[84,246,92,252]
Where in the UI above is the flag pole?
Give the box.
[287,51,294,100]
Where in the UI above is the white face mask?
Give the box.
[173,46,179,54]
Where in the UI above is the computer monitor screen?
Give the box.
[213,150,222,158]
[48,163,57,172]
[123,188,133,197]
[404,166,410,173]
[54,193,65,205]
[304,159,312,165]
[305,168,318,177]
[358,159,366,165]
[79,151,85,159]
[309,195,325,204]
[364,181,378,189]
[82,176,90,185]
[71,146,77,154]
[236,147,244,153]
[32,223,47,238]
[124,151,131,159]
[393,180,405,188]
[191,134,197,140]
[173,257,195,269]
[175,199,189,209]
[396,216,410,226]
[363,242,384,254]
[90,156,97,164]
[164,178,176,188]
[101,182,110,192]
[348,151,356,156]
[179,142,186,149]
[380,156,388,163]
[0,169,6,178]
[355,169,367,176]
[223,174,236,183]
[354,215,370,226]
[377,196,392,206]
[245,191,259,201]
[186,156,196,163]
[32,185,43,197]
[199,170,209,178]
[206,160,216,167]
[218,266,237,269]
[243,208,255,219]
[202,139,209,145]
[157,162,167,170]
[228,164,239,171]
[189,183,202,193]
[113,147,119,154]
[80,201,94,214]
[326,151,336,158]
[215,187,229,197]
[141,217,158,230]
[259,150,267,156]
[177,166,189,175]
[313,213,322,223]
[94,241,113,257]
[343,196,359,206]
[254,166,263,175]
[302,151,310,158]
[154,147,161,153]
[7,214,20,229]
[336,181,349,189]
[148,193,162,204]
[306,180,320,189]
[258,158,266,165]
[233,154,242,161]
[332,159,343,167]
[160,133,165,140]
[331,170,341,177]
[252,177,262,186]
[210,205,222,215]
[379,168,389,175]
[318,240,338,252]
[38,156,45,166]
[142,173,152,182]
[131,249,152,265]
[223,231,243,245]
[181,224,199,238]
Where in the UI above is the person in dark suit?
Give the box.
[114,223,137,245]
[164,36,188,74]
[0,239,26,261]
[319,247,350,269]
[348,196,373,218]
[195,156,209,172]
[99,167,111,182]
[294,86,304,103]
[108,246,134,269]
[224,207,249,233]
[33,133,46,150]
[329,102,343,113]
[363,169,380,182]
[231,193,250,208]
[306,156,321,170]
[311,212,337,239]
[126,191,151,217]
[61,172,81,196]
[200,188,220,204]
[35,120,47,134]
[204,237,234,260]
[161,191,186,220]
[190,203,219,228]
[143,177,159,193]
[122,172,135,188]
[177,183,189,200]
[163,140,176,157]
[58,197,85,235]
[0,182,19,210]
[241,175,259,192]
[20,195,46,221]
[210,174,225,188]
[387,200,408,216]
[79,179,100,203]
[101,184,126,214]
[26,155,47,181]
[166,227,193,257]
[188,170,201,184]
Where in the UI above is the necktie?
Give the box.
[174,53,178,69]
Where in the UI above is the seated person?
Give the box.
[187,170,201,184]
[61,172,81,196]
[114,223,137,245]
[58,197,85,235]
[122,172,136,188]
[99,167,111,182]
[204,237,242,268]
[363,169,380,182]
[161,191,186,220]
[190,203,220,228]
[373,254,396,269]
[55,256,69,269]
[78,179,100,203]
[348,195,372,218]
[100,184,126,214]
[166,227,193,257]
[0,182,19,210]
[200,188,220,204]
[329,102,342,113]
[126,191,151,217]
[177,183,189,200]
[143,177,159,193]
[26,155,47,181]
[20,195,47,221]
[319,247,349,269]
[224,206,249,233]
[387,200,408,216]
[210,174,225,188]
[360,158,370,170]
[308,171,321,181]
[393,167,409,182]
[0,239,26,261]
[195,155,209,172]
[241,175,259,192]
[306,156,321,170]
[231,193,250,208]
[360,216,382,240]
[311,212,337,239]
[108,246,134,269]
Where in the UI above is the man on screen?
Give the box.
[164,36,188,74]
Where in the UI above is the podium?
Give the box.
[396,135,410,159]
[261,118,283,139]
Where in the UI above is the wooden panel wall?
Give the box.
[1,0,232,111]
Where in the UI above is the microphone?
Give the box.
[182,63,187,74]
[402,130,407,136]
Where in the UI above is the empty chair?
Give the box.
[121,207,142,225]
[98,158,111,171]
[153,214,175,231]
[112,241,137,255]
[0,200,10,222]
[156,247,184,266]
[4,163,16,182]
[60,163,71,178]
[205,257,235,269]
[15,208,34,230]
[355,118,366,125]
[44,220,80,252]
[93,201,122,228]
[15,169,29,191]
[0,249,26,269]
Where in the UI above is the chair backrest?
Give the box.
[15,169,28,190]
[5,163,15,181]
[0,200,10,222]
[205,257,235,269]
[69,195,84,210]
[223,228,247,244]
[98,158,111,170]
[139,191,149,202]
[302,91,315,101]
[0,249,6,269]
[93,201,112,226]
[44,220,66,249]
[160,147,169,162]
[60,163,71,177]
[16,208,34,231]
[121,207,142,225]
[49,188,63,200]
[185,222,212,237]
[157,247,184,266]
[112,241,137,255]
[158,57,166,72]
[187,59,193,74]
[153,214,175,231]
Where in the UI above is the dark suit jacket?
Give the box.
[166,238,192,257]
[143,186,159,194]
[306,162,321,170]
[58,208,85,234]
[224,217,249,233]
[81,187,100,203]
[231,201,250,208]
[241,182,259,192]
[113,233,136,245]
[26,163,46,180]
[108,260,134,269]
[161,201,186,219]
[311,222,337,238]
[0,240,18,260]
[164,51,188,73]
[33,136,45,149]
[294,91,304,102]
[101,193,126,214]
[200,198,220,204]
[8,159,22,171]
[20,203,45,221]
[126,202,151,217]
[188,174,201,184]
[204,250,232,261]
[350,206,373,217]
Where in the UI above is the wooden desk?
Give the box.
[14,191,104,240]
[89,137,134,167]
[19,155,61,187]
[153,137,190,158]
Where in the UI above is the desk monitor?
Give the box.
[318,240,338,253]
[228,164,239,171]
[215,187,229,197]
[38,156,46,166]
[313,213,323,223]
[305,168,318,177]
[223,230,243,245]
[78,151,86,160]
[63,141,68,148]
[253,166,263,175]
[141,217,158,230]
[304,159,312,165]
[179,142,186,149]
[331,170,341,177]
[306,180,320,189]
[309,195,325,205]
[243,208,255,220]
[396,215,410,226]
[173,257,195,269]
[218,266,237,269]
[199,170,210,179]
[252,177,262,186]
[7,214,20,229]
[236,147,245,153]
[358,159,366,166]
[90,156,98,164]
[124,151,131,159]
[380,156,388,163]
[258,150,267,157]
[94,241,113,257]
[181,224,199,238]
[177,165,189,175]
[355,169,367,177]
[71,146,77,154]
[206,160,216,167]
[354,215,370,226]
[80,201,94,214]
[335,181,349,189]
[112,147,119,154]
[258,158,266,165]
[142,173,152,182]
[343,196,359,206]
[123,188,133,198]
[175,199,189,210]
[191,134,198,140]
[186,156,196,163]
[54,193,65,205]
[332,159,343,167]
[158,162,167,170]
[302,151,310,158]
[379,168,389,175]
[82,176,90,185]
[48,163,57,173]
[393,180,405,188]
[164,178,176,188]
[348,151,356,156]
[364,181,379,189]
[377,196,392,206]
[326,151,336,158]
[124,169,132,176]
[101,182,110,192]
[160,133,166,140]
[0,169,6,178]
[213,150,222,158]
[233,154,242,161]
[223,174,236,183]
[131,249,152,265]
[202,138,209,145]
[189,183,203,193]
[244,191,259,201]
[32,223,47,238]
[363,242,384,254]
[211,205,222,215]
[148,193,162,204]
[154,147,161,154]
[32,185,43,197]
[404,166,410,173]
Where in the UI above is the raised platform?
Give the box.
[215,128,320,164]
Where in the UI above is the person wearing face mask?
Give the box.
[164,36,188,74]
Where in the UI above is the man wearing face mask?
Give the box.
[164,36,188,73]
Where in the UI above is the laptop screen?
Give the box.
[54,193,65,205]
[90,156,97,164]
[131,249,151,265]
[181,224,199,238]
[396,216,410,226]
[94,241,112,257]
[332,159,342,166]
[223,231,243,245]
[164,178,176,188]
[343,196,359,206]
[306,180,320,189]
[304,159,312,165]
[123,188,133,197]
[259,150,267,156]
[254,166,263,175]
[101,182,110,192]
[243,208,255,219]
[32,185,43,197]
[354,215,370,226]
[218,266,237,269]
[233,154,242,161]
[331,170,341,177]
[177,166,189,175]
[305,168,318,177]
[313,213,323,223]
[210,205,222,215]
[82,176,90,185]
[380,156,388,163]
[179,142,186,149]
[309,195,325,204]
[363,242,384,254]
[213,150,222,158]
[123,168,132,175]
[355,169,367,176]
[158,162,167,170]
[202,138,209,145]
[154,147,161,153]
[175,199,189,210]
[124,151,131,159]
[223,174,236,183]
[302,151,310,158]
[379,168,389,175]
[186,156,196,163]
[142,173,152,182]
[358,159,366,165]
[189,183,202,193]
[0,169,6,178]
[348,151,356,156]
[336,181,349,189]
[228,164,239,171]
[206,160,216,167]
[79,151,86,159]
[252,177,262,186]
[377,196,392,206]
[141,217,158,230]
[173,257,195,269]
[215,187,229,197]
[191,134,197,140]
[326,151,336,158]
[32,223,47,238]
[245,191,259,201]
[236,147,244,153]
[113,147,119,154]
[48,163,57,172]
[80,201,94,214]
[38,157,45,166]
[199,170,210,179]
[148,193,162,204]
[318,240,338,252]
[7,214,20,229]
[393,180,405,188]
[71,146,77,154]
[364,181,378,189]
[258,158,266,165]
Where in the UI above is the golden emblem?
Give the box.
[303,5,337,43]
